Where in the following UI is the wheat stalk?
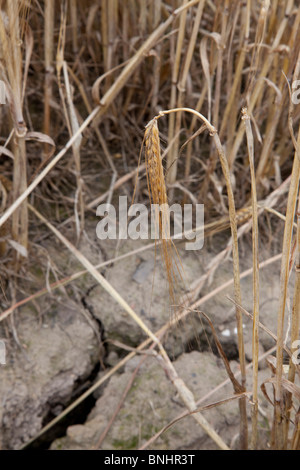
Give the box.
[145,107,248,449]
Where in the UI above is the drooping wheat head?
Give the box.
[144,118,187,314]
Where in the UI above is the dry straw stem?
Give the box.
[141,392,250,450]
[166,0,205,194]
[56,1,84,240]
[151,106,248,448]
[91,354,150,450]
[150,0,162,113]
[68,62,117,173]
[273,56,300,449]
[0,0,202,233]
[167,0,188,168]
[242,108,260,449]
[62,59,85,239]
[228,295,300,449]
[100,0,108,71]
[69,0,78,54]
[0,0,29,255]
[219,1,250,139]
[284,197,300,446]
[43,0,55,148]
[273,140,300,449]
[227,297,300,379]
[211,0,230,133]
[183,82,208,186]
[28,203,229,451]
[282,54,300,446]
[227,296,300,450]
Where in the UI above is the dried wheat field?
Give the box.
[0,0,299,452]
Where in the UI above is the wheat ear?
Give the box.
[144,118,183,305]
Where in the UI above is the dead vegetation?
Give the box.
[0,0,299,450]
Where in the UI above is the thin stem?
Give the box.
[152,106,248,449]
[242,108,260,449]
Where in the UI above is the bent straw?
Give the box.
[149,107,248,448]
